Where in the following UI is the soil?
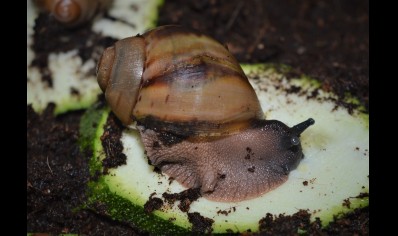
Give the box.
[162,188,202,212]
[27,105,141,235]
[27,0,369,235]
[100,113,127,174]
[187,212,215,234]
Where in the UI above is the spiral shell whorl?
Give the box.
[133,26,264,136]
[97,26,264,135]
[98,37,146,125]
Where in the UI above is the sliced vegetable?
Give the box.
[80,64,368,234]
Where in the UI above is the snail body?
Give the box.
[33,0,112,27]
[97,25,314,202]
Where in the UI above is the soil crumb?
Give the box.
[100,113,127,174]
[162,188,201,212]
[144,196,164,214]
[187,212,214,234]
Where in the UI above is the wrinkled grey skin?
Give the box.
[138,119,314,202]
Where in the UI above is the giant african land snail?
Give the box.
[97,25,314,202]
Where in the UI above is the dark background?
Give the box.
[27,0,369,235]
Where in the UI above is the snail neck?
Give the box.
[136,116,263,138]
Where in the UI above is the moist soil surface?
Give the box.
[27,0,369,235]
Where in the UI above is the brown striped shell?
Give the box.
[97,25,264,136]
[33,0,112,27]
[96,25,315,202]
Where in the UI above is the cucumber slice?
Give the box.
[80,64,368,234]
[27,0,163,114]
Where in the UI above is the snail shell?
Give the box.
[97,25,314,202]
[97,25,264,136]
[33,0,112,27]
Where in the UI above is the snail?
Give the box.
[33,0,112,27]
[97,25,315,202]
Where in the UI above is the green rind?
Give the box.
[79,105,189,235]
[78,103,110,176]
[242,62,294,76]
[318,195,369,226]
[148,0,165,28]
[86,177,189,235]
[53,92,101,115]
[81,104,368,233]
[241,63,368,114]
[78,103,109,153]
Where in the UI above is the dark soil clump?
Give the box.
[187,212,214,234]
[100,113,127,174]
[144,196,164,214]
[27,104,140,235]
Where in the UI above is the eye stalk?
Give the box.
[292,118,315,136]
